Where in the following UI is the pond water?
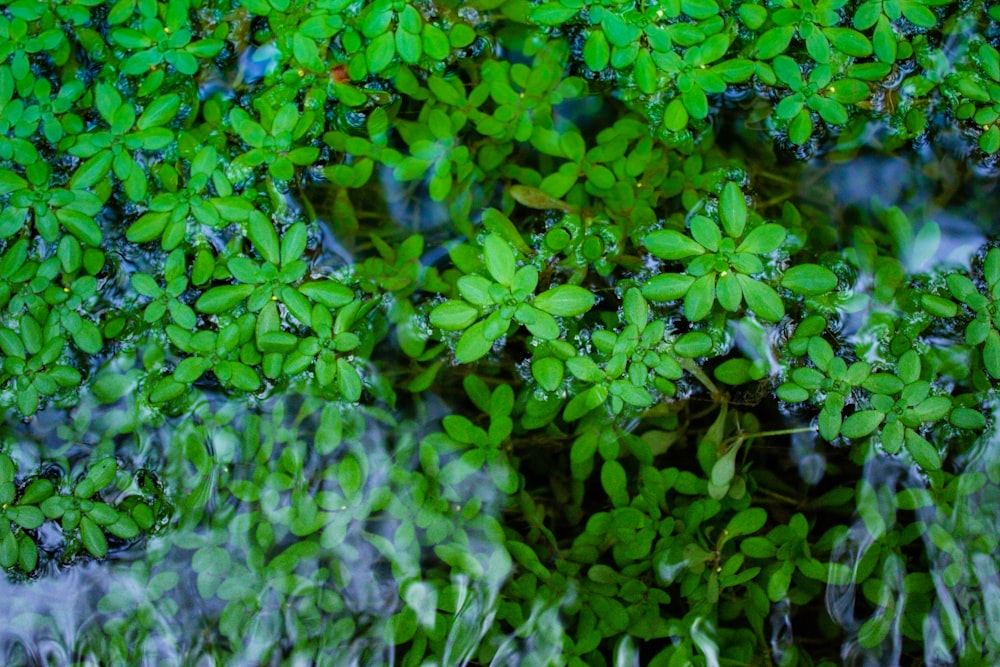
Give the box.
[4,2,1000,665]
[2,130,999,666]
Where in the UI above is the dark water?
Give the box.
[4,24,1000,663]
[1,140,997,666]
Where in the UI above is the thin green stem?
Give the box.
[679,358,722,397]
[756,486,801,506]
[746,426,818,439]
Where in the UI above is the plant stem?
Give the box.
[746,426,818,438]
[756,486,801,506]
[679,358,721,397]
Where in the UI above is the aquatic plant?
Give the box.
[0,0,999,664]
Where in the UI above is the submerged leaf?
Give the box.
[533,285,595,317]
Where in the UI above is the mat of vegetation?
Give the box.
[1,0,999,664]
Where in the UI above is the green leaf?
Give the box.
[767,561,794,601]
[777,382,810,403]
[564,385,609,421]
[483,234,516,286]
[720,182,748,238]
[788,108,813,145]
[715,358,752,385]
[634,48,657,95]
[904,429,941,471]
[19,479,54,505]
[0,455,14,485]
[299,282,355,308]
[981,126,1000,154]
[858,607,893,649]
[645,230,705,260]
[920,294,957,318]
[681,0,719,20]
[18,535,37,572]
[0,530,16,568]
[566,356,604,383]
[583,30,610,71]
[86,503,119,526]
[80,515,108,558]
[724,507,767,538]
[899,2,937,28]
[73,321,104,355]
[455,320,493,363]
[58,209,103,247]
[614,378,650,410]
[825,28,873,58]
[248,213,280,265]
[449,23,476,48]
[622,288,648,329]
[196,284,254,313]
[458,275,496,306]
[228,258,263,283]
[690,216,721,252]
[107,515,140,540]
[662,97,689,132]
[396,29,422,65]
[149,376,185,403]
[737,275,784,322]
[741,536,776,559]
[137,94,180,130]
[517,303,560,339]
[9,506,44,530]
[841,410,884,438]
[366,31,396,73]
[716,271,742,311]
[684,273,716,321]
[531,4,580,25]
[93,373,136,404]
[739,4,768,29]
[863,374,904,395]
[533,285,595,317]
[532,357,564,392]
[897,349,921,385]
[881,420,904,454]
[737,224,786,254]
[430,300,479,331]
[220,362,260,391]
[601,460,628,507]
[912,396,951,422]
[86,458,118,489]
[682,87,709,120]
[711,445,738,487]
[132,274,162,298]
[280,223,308,267]
[423,25,451,61]
[173,356,211,383]
[674,331,713,357]
[755,26,794,60]
[337,358,362,401]
[951,407,986,430]
[781,264,838,295]
[643,273,695,301]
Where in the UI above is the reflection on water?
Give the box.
[827,430,1000,666]
[0,384,530,666]
[4,117,1000,667]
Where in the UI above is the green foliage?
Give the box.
[0,452,165,571]
[644,181,788,322]
[0,0,998,665]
